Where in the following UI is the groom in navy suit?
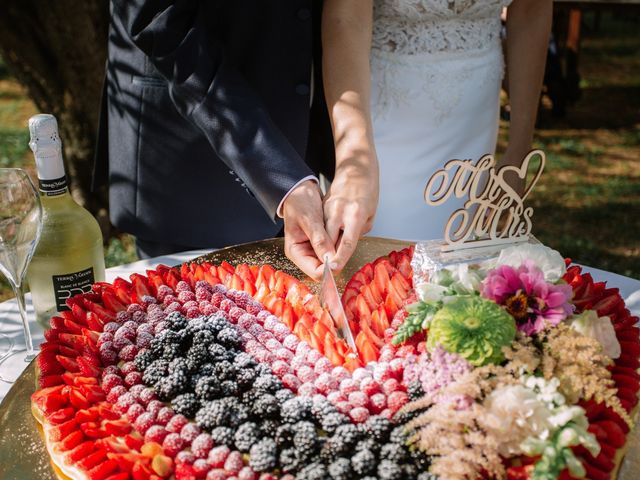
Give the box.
[95,0,335,279]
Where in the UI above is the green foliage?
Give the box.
[104,235,138,268]
[392,301,442,345]
[0,128,29,168]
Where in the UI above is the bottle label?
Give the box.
[52,267,95,310]
[39,175,68,196]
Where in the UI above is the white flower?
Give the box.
[417,283,449,303]
[496,243,566,282]
[570,310,621,359]
[416,263,484,302]
[480,385,552,456]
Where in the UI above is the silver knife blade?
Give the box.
[319,255,358,355]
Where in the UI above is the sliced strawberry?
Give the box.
[98,404,121,421]
[83,299,116,323]
[39,374,64,388]
[69,389,91,409]
[57,355,80,373]
[75,408,99,424]
[582,460,612,480]
[49,418,79,442]
[58,430,85,451]
[574,444,615,473]
[82,384,107,403]
[132,461,155,480]
[611,365,640,379]
[81,422,108,439]
[612,373,640,392]
[50,316,67,331]
[47,407,76,425]
[361,262,374,281]
[102,291,127,313]
[65,441,95,463]
[32,386,68,415]
[44,328,60,342]
[616,387,639,407]
[616,327,640,342]
[220,261,235,274]
[600,407,630,434]
[104,419,132,436]
[77,356,101,377]
[396,254,412,279]
[62,316,86,335]
[596,420,626,448]
[580,399,606,420]
[70,303,89,325]
[86,458,119,480]
[85,311,105,332]
[124,433,144,451]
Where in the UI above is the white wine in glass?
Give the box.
[0,168,43,381]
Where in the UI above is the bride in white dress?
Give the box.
[321,0,552,265]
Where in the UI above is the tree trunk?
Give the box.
[0,0,110,237]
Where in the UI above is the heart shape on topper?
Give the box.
[497,149,546,202]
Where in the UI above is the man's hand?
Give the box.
[323,161,378,272]
[282,180,336,280]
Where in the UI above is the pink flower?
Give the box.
[481,260,574,335]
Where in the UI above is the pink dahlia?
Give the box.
[480,260,574,335]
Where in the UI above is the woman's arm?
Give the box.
[500,0,553,180]
[322,0,378,271]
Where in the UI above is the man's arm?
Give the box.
[111,0,314,219]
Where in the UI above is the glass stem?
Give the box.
[12,281,37,361]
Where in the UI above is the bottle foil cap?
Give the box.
[28,114,65,181]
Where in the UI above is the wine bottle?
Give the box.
[26,114,106,329]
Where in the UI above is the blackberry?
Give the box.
[249,438,277,472]
[408,380,425,401]
[292,421,319,461]
[355,438,379,455]
[186,344,210,371]
[195,400,228,430]
[220,380,239,397]
[321,412,349,434]
[208,343,232,362]
[206,314,229,333]
[155,371,189,400]
[417,473,438,480]
[311,398,335,420]
[233,352,257,369]
[195,375,221,400]
[193,329,216,348]
[275,424,295,447]
[236,367,258,390]
[389,426,408,445]
[275,388,295,403]
[409,448,432,470]
[223,397,250,428]
[168,357,189,375]
[255,362,272,377]
[403,463,419,479]
[377,460,403,480]
[234,422,260,452]
[326,424,361,457]
[280,397,312,424]
[328,458,352,480]
[380,443,407,463]
[166,312,189,331]
[364,415,392,443]
[296,462,328,480]
[252,374,282,394]
[241,388,262,406]
[279,447,300,473]
[251,394,280,419]
[217,327,241,349]
[171,393,200,417]
[143,359,169,385]
[260,419,280,437]
[151,330,183,359]
[134,349,154,371]
[211,426,235,447]
[212,360,236,381]
[351,449,376,476]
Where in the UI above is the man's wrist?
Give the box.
[276,176,319,218]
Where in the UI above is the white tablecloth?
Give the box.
[1,253,639,403]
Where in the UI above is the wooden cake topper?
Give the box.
[424,149,545,252]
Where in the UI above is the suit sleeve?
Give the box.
[111,0,315,219]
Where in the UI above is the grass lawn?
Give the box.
[0,12,638,303]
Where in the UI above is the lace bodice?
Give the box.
[373,0,512,55]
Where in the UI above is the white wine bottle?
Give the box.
[26,114,106,329]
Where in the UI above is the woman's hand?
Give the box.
[323,158,379,271]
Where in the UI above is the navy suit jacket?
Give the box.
[95,0,334,248]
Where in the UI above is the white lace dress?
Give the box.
[368,0,512,241]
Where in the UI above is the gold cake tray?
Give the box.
[0,237,638,479]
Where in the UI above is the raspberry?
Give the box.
[382,378,401,395]
[295,341,311,357]
[335,401,351,415]
[97,332,114,348]
[348,391,369,408]
[271,360,291,377]
[296,365,316,384]
[107,385,127,404]
[162,432,185,457]
[113,335,133,351]
[290,355,308,372]
[349,407,370,423]
[116,392,137,410]
[244,340,262,354]
[245,302,262,316]
[298,382,318,397]
[180,423,201,443]
[387,391,409,412]
[192,458,210,477]
[211,292,225,307]
[224,451,244,474]
[272,324,290,342]
[265,338,282,352]
[331,366,350,383]
[200,302,218,316]
[167,414,189,433]
[360,378,382,397]
[175,281,192,293]
[136,332,154,349]
[238,313,256,330]
[164,302,182,314]
[134,412,155,434]
[102,365,120,378]
[281,374,301,392]
[389,358,404,379]
[369,393,387,414]
[339,379,359,396]
[115,310,132,324]
[352,367,373,382]
[219,299,236,313]
[327,391,348,404]
[314,373,337,394]
[379,408,393,420]
[186,307,201,319]
[124,371,143,388]
[191,433,214,458]
[206,470,227,480]
[275,348,293,362]
[314,358,333,375]
[147,399,164,417]
[255,350,276,364]
[176,450,196,465]
[373,362,392,383]
[256,310,270,322]
[208,445,231,468]
[101,373,123,394]
[156,284,174,302]
[395,345,416,358]
[157,406,175,425]
[154,320,170,334]
[119,344,139,362]
[132,310,147,323]
[182,300,198,311]
[104,322,120,334]
[139,387,156,406]
[163,294,178,307]
[257,332,275,344]
[126,403,145,422]
[379,345,396,362]
[145,425,168,444]
[195,287,212,302]
[239,466,257,480]
[120,361,137,375]
[305,349,322,364]
[99,345,118,365]
[129,384,145,400]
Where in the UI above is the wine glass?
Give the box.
[0,168,43,381]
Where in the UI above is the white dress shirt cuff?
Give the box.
[276,175,319,218]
